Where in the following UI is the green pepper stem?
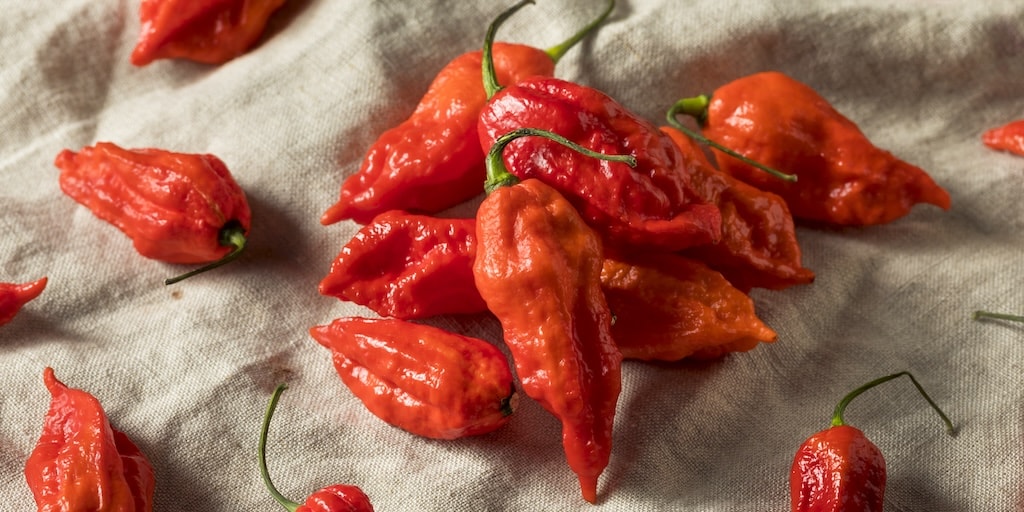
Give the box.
[973,310,1024,323]
[259,384,302,512]
[484,127,637,195]
[666,98,798,183]
[545,0,616,63]
[482,0,535,100]
[831,371,955,437]
[164,221,247,286]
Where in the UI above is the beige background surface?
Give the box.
[2,1,1022,510]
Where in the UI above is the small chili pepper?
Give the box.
[318,210,486,319]
[25,367,155,512]
[310,316,516,440]
[660,126,814,291]
[982,119,1024,156]
[130,0,288,66]
[791,371,955,512]
[55,142,250,285]
[672,71,952,226]
[0,277,47,327]
[600,251,777,361]
[320,0,615,225]
[474,128,630,503]
[973,310,1024,323]
[259,383,374,512]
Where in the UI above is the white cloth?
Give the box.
[2,1,1022,510]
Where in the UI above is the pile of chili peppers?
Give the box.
[11,0,969,509]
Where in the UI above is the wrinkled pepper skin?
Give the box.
[790,425,885,512]
[601,252,777,361]
[478,77,721,252]
[25,367,155,512]
[982,119,1024,156]
[318,211,486,319]
[0,277,47,327]
[696,71,951,226]
[55,142,250,265]
[131,0,287,66]
[320,44,555,225]
[310,317,515,440]
[473,178,621,503]
[295,485,375,512]
[661,127,814,291]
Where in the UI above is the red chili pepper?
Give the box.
[130,0,288,66]
[25,367,155,512]
[320,0,614,225]
[259,384,374,512]
[310,316,516,440]
[671,71,952,226]
[55,142,250,285]
[318,210,486,319]
[473,128,628,503]
[791,372,955,512]
[0,277,47,327]
[600,251,777,361]
[982,119,1024,156]
[660,126,814,291]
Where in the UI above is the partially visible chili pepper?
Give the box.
[55,142,250,285]
[791,372,955,512]
[25,367,155,512]
[318,210,486,319]
[310,316,516,440]
[321,0,615,225]
[660,126,814,291]
[131,0,288,66]
[973,310,1024,323]
[600,251,776,361]
[0,277,47,327]
[672,71,952,226]
[982,119,1024,156]
[259,383,374,512]
[474,128,629,503]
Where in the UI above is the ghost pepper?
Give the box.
[982,119,1024,156]
[25,367,155,512]
[55,142,250,285]
[131,0,288,66]
[321,0,615,225]
[672,71,951,226]
[0,277,47,327]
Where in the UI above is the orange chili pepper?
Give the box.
[474,128,630,503]
[310,317,516,440]
[600,251,777,361]
[0,277,47,327]
[55,142,250,285]
[320,0,615,225]
[130,0,288,66]
[982,119,1024,156]
[25,367,155,511]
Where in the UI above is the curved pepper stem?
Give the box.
[482,0,535,100]
[973,310,1024,323]
[164,221,247,285]
[831,371,955,436]
[545,0,616,63]
[258,383,303,512]
[666,97,798,183]
[484,127,637,195]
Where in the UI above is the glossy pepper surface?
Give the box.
[0,277,47,327]
[318,210,486,319]
[310,317,516,440]
[660,126,814,291]
[791,372,954,512]
[675,71,951,226]
[473,129,624,503]
[25,367,155,512]
[55,142,250,284]
[259,384,374,512]
[131,0,288,66]
[982,119,1024,156]
[600,252,777,361]
[321,0,614,225]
